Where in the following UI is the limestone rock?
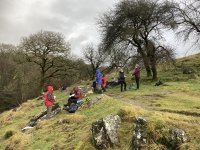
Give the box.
[91,115,121,149]
[132,117,148,150]
[170,128,189,148]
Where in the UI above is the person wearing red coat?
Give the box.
[102,74,107,92]
[44,86,55,119]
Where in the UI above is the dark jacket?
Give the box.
[133,67,140,78]
[119,71,125,82]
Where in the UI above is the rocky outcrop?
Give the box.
[131,117,189,150]
[22,103,61,131]
[170,128,189,149]
[131,118,190,149]
[132,117,148,150]
[91,115,121,149]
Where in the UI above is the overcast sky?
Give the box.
[0,0,198,58]
[0,0,117,56]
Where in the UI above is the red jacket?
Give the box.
[73,87,82,99]
[44,86,55,107]
[102,76,107,87]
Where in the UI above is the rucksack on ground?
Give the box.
[68,103,78,113]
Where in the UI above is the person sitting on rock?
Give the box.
[63,86,83,110]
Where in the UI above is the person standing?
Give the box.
[119,69,126,92]
[133,64,141,90]
[44,86,55,119]
[102,74,107,92]
[96,68,102,93]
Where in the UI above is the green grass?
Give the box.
[1,54,200,149]
[0,92,126,150]
[1,80,200,149]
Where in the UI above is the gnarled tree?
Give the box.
[99,0,175,80]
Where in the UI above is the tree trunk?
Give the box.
[92,69,96,80]
[151,64,157,81]
[149,53,157,81]
[146,41,157,81]
[145,63,152,77]
[150,55,157,81]
[139,50,152,77]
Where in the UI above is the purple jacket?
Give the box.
[133,67,140,78]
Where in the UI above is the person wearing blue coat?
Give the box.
[96,68,102,90]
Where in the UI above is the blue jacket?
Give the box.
[96,69,102,85]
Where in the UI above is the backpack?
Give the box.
[68,103,78,113]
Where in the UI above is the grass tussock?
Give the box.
[4,130,15,139]
[0,110,24,127]
[21,100,42,111]
[118,106,145,122]
[5,132,30,150]
[57,114,87,124]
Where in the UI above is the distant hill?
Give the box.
[177,53,200,72]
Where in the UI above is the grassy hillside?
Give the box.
[0,54,200,149]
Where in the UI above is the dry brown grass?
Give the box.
[118,106,145,122]
[0,110,24,127]
[5,132,30,150]
[57,114,87,124]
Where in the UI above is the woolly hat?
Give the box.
[135,64,140,68]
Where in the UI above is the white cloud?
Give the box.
[0,0,199,58]
[0,0,117,57]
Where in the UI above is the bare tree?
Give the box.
[20,30,70,91]
[99,0,176,80]
[107,43,136,69]
[173,0,200,44]
[83,43,107,79]
[155,46,175,64]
